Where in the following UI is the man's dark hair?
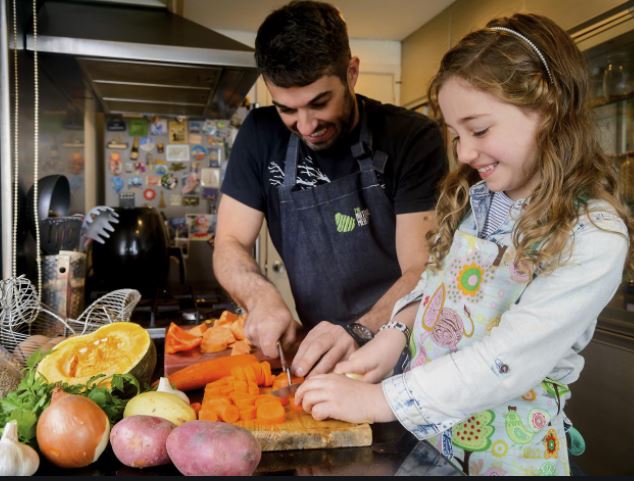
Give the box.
[255,1,352,88]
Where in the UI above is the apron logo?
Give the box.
[335,212,356,232]
[335,208,371,232]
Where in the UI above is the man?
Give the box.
[213,0,447,377]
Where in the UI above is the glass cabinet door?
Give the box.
[584,28,634,332]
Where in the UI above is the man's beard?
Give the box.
[302,88,357,152]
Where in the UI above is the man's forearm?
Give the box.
[213,239,280,311]
[356,265,425,332]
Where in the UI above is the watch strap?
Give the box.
[379,321,411,344]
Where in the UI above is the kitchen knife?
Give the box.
[271,341,301,399]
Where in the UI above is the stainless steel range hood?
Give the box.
[25,0,258,118]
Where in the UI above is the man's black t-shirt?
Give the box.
[221,95,448,250]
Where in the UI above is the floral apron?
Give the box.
[407,230,571,476]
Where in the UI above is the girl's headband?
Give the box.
[489,26,554,85]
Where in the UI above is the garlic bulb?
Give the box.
[157,377,190,403]
[0,420,40,476]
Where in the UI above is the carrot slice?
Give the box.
[247,382,260,396]
[260,362,273,387]
[256,401,286,425]
[289,398,304,413]
[218,404,240,423]
[199,406,220,421]
[239,406,256,421]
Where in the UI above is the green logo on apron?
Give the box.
[335,212,356,232]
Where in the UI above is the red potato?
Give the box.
[110,415,175,468]
[166,420,261,476]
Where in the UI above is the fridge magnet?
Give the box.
[201,167,221,188]
[208,143,224,166]
[143,188,156,201]
[128,118,148,137]
[69,152,84,175]
[106,136,128,149]
[182,172,200,194]
[146,175,160,186]
[168,119,188,143]
[134,161,147,173]
[166,144,190,162]
[203,120,218,135]
[111,176,124,193]
[189,133,202,144]
[124,162,134,174]
[156,142,165,154]
[183,195,200,207]
[139,136,155,152]
[159,190,166,208]
[169,162,188,172]
[187,213,213,240]
[150,117,167,136]
[161,173,178,190]
[155,164,168,176]
[130,137,140,161]
[191,161,201,174]
[190,144,208,161]
[128,176,143,189]
[170,193,182,206]
[106,117,126,131]
[189,119,203,134]
[202,187,219,202]
[145,152,154,167]
[109,152,123,175]
[119,192,136,208]
[169,217,189,239]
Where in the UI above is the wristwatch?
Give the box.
[343,322,374,346]
[379,321,411,344]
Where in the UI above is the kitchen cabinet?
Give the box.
[400,0,631,107]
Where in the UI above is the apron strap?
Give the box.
[283,134,300,188]
[350,98,388,174]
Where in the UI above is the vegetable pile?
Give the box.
[165,310,251,355]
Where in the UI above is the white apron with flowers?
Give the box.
[407,230,571,476]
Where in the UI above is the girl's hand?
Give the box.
[294,373,396,424]
[334,328,407,383]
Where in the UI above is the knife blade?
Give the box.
[272,341,300,399]
[277,341,293,387]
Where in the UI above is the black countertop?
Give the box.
[35,421,462,476]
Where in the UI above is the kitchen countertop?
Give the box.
[35,421,463,476]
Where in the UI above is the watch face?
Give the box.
[350,323,373,342]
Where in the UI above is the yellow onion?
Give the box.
[36,389,110,468]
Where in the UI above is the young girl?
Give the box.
[295,13,632,476]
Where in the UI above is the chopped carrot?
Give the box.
[201,326,235,353]
[165,322,203,354]
[247,382,260,396]
[234,398,256,410]
[216,310,240,326]
[228,321,246,341]
[232,379,249,393]
[230,339,251,356]
[167,353,258,391]
[261,361,273,387]
[256,401,286,425]
[187,322,209,337]
[289,398,304,412]
[218,404,240,423]
[199,406,219,422]
[239,406,256,421]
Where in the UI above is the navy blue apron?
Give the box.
[277,100,402,328]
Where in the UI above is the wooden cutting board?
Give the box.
[237,409,372,452]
